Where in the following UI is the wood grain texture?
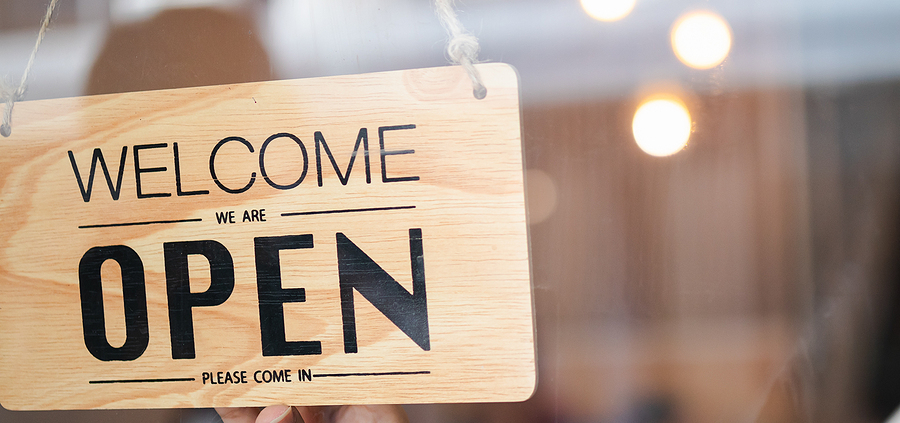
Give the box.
[0,64,534,410]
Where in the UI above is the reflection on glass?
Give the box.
[580,0,637,22]
[671,11,732,69]
[525,169,558,225]
[632,97,691,156]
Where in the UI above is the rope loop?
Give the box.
[2,0,59,137]
[1,0,482,137]
[434,0,487,99]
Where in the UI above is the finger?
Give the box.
[332,405,408,423]
[256,405,303,423]
[216,407,262,423]
[296,406,331,423]
[297,405,408,423]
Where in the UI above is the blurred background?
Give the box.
[3,0,900,421]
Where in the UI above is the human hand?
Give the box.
[216,405,409,423]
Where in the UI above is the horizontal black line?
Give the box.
[314,371,430,378]
[89,378,195,384]
[281,205,416,217]
[79,218,202,229]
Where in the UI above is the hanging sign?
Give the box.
[0,64,534,410]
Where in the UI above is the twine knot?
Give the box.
[434,0,487,99]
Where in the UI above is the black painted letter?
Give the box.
[378,125,419,183]
[209,136,257,194]
[133,143,172,198]
[164,240,235,359]
[260,133,308,190]
[69,146,128,202]
[79,245,149,361]
[338,228,429,353]
[174,142,209,196]
[315,128,370,186]
[255,235,322,356]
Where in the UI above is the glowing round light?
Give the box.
[525,169,558,225]
[632,98,691,157]
[580,0,637,22]
[671,11,732,69]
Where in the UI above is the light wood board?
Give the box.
[0,64,535,410]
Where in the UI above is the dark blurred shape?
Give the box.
[0,408,181,422]
[828,82,900,420]
[872,273,900,419]
[804,81,900,422]
[612,395,678,423]
[86,7,272,95]
[0,6,271,422]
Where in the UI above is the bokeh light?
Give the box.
[580,0,637,22]
[671,11,732,69]
[525,169,558,225]
[632,97,692,157]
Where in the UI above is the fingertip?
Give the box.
[257,405,301,423]
[216,407,262,423]
[296,405,328,423]
[332,405,409,423]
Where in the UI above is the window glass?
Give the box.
[1,0,898,421]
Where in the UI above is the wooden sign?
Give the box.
[0,64,534,410]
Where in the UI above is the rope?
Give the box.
[433,0,486,99]
[0,0,480,136]
[1,0,59,137]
